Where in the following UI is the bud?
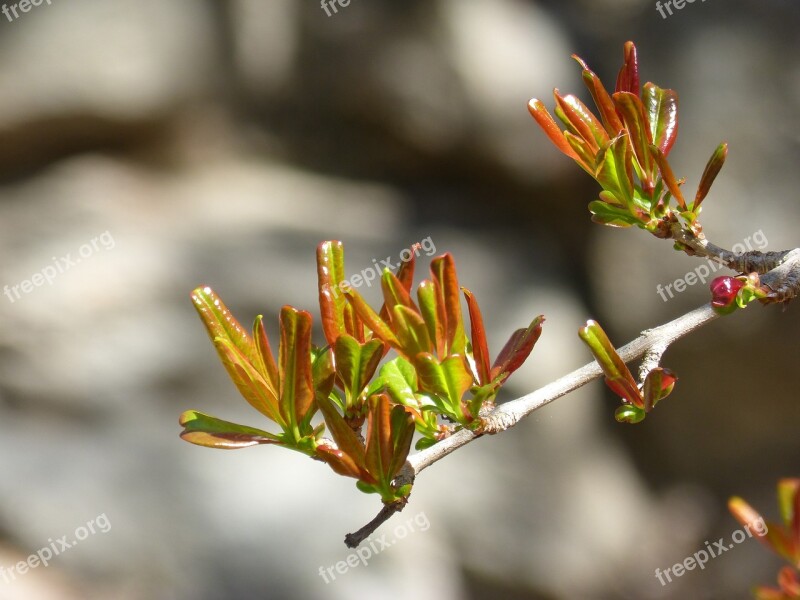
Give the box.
[710,276,745,315]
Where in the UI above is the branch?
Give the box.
[397,302,718,483]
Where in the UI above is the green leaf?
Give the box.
[392,305,433,357]
[463,288,491,385]
[317,240,359,345]
[613,92,656,191]
[379,357,419,407]
[213,337,285,426]
[430,253,468,356]
[253,314,280,391]
[614,404,645,424]
[344,288,400,350]
[312,345,335,405]
[692,142,728,211]
[179,410,281,449]
[334,335,384,408]
[278,306,315,431]
[579,320,641,407]
[364,394,413,486]
[418,280,445,357]
[490,316,545,382]
[414,353,472,421]
[595,135,635,210]
[554,91,609,153]
[192,286,260,369]
[643,83,678,157]
[588,200,640,228]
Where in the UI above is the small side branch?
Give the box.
[344,500,407,548]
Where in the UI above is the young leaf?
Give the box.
[334,335,384,407]
[573,58,624,135]
[392,305,434,357]
[649,144,687,210]
[253,314,280,391]
[554,91,609,153]
[588,200,640,228]
[379,357,419,407]
[643,83,678,157]
[692,142,728,211]
[642,367,677,412]
[595,135,635,210]
[527,98,582,162]
[579,320,642,407]
[344,288,400,350]
[317,240,358,345]
[317,395,368,476]
[430,253,468,355]
[179,410,281,449]
[213,337,285,426]
[418,280,445,357]
[613,92,655,191]
[463,288,491,385]
[616,41,639,96]
[490,316,545,383]
[278,306,315,429]
[192,286,260,367]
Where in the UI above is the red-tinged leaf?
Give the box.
[253,314,280,391]
[392,305,434,357]
[317,240,357,346]
[334,335,384,407]
[387,402,415,479]
[642,367,677,412]
[317,395,368,473]
[616,41,639,96]
[312,345,335,404]
[595,135,635,209]
[649,144,687,210]
[777,567,800,595]
[418,280,445,357]
[613,92,655,190]
[565,132,597,174]
[555,92,609,152]
[344,288,400,350]
[179,410,281,449]
[365,394,394,483]
[575,61,623,135]
[463,288,491,385]
[192,286,259,366]
[278,306,315,428]
[579,320,641,406]
[213,337,285,426]
[527,98,582,161]
[643,83,678,156]
[430,253,467,355]
[606,376,643,406]
[490,316,545,383]
[693,142,728,211]
[316,444,367,480]
[380,269,418,323]
[777,479,800,542]
[379,245,417,325]
[413,353,470,420]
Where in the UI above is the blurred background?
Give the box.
[0,0,799,598]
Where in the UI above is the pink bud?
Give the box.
[710,276,744,308]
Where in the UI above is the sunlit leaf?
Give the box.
[643,83,678,157]
[463,288,491,385]
[334,335,384,407]
[490,316,545,382]
[278,306,315,428]
[430,254,468,355]
[179,410,280,449]
[615,41,640,96]
[692,142,728,211]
